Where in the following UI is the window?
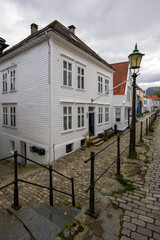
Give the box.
[10,140,15,152]
[77,107,84,128]
[63,60,72,87]
[77,66,84,89]
[127,87,131,101]
[66,143,73,153]
[3,107,8,125]
[10,69,16,91]
[3,73,7,92]
[63,106,72,131]
[105,78,109,94]
[115,108,121,122]
[98,76,103,93]
[125,108,128,121]
[10,107,16,127]
[105,107,109,122]
[98,107,103,124]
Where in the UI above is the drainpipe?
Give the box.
[45,31,52,165]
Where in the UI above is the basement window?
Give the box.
[66,143,73,153]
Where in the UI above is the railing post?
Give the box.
[86,151,97,218]
[117,134,120,176]
[49,165,53,206]
[146,118,148,135]
[140,121,143,142]
[129,127,132,156]
[71,177,75,207]
[12,151,20,209]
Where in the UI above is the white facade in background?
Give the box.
[112,70,132,131]
[0,28,114,164]
[144,97,154,112]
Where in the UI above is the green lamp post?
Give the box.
[128,43,144,156]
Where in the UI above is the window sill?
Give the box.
[2,92,8,94]
[98,123,103,126]
[3,125,17,129]
[61,85,74,90]
[61,129,74,134]
[76,127,86,131]
[76,88,85,92]
[10,90,17,93]
[104,121,109,124]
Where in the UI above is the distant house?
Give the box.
[145,94,154,112]
[136,84,145,114]
[0,20,115,164]
[150,95,160,109]
[111,62,132,131]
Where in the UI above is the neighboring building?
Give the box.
[110,61,132,131]
[136,84,145,114]
[145,94,154,112]
[150,95,160,109]
[0,20,115,164]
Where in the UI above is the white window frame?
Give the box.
[77,66,84,89]
[115,108,121,122]
[105,107,109,123]
[10,69,16,91]
[98,76,103,93]
[63,60,72,87]
[3,106,8,126]
[125,107,128,121]
[10,106,16,127]
[127,86,131,101]
[98,107,103,124]
[2,72,7,92]
[105,78,109,94]
[77,106,84,128]
[63,106,72,131]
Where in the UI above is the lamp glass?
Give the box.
[128,43,144,69]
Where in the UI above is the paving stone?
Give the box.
[137,226,152,237]
[138,215,154,223]
[121,228,131,237]
[131,218,145,227]
[123,222,137,231]
[125,211,138,219]
[119,203,132,211]
[153,232,160,240]
[147,223,160,233]
[131,231,148,240]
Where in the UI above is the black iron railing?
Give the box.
[84,111,159,218]
[0,152,75,209]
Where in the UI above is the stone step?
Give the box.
[94,140,105,146]
[0,214,31,240]
[92,137,103,144]
[9,205,61,240]
[29,201,79,230]
[90,135,97,141]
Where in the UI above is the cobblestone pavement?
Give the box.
[0,112,158,216]
[110,116,160,240]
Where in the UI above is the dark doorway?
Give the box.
[89,113,94,136]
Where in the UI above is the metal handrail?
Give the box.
[0,155,14,161]
[0,181,14,190]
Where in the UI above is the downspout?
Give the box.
[45,31,52,165]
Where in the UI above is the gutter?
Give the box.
[45,31,52,165]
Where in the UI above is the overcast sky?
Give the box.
[0,0,160,90]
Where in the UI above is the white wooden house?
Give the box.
[0,21,115,164]
[111,62,132,131]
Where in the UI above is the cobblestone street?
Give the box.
[109,116,160,240]
[0,110,159,240]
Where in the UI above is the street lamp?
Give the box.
[128,43,144,156]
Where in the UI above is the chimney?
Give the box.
[0,37,9,54]
[68,25,76,34]
[30,23,38,34]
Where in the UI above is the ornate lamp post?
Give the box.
[128,43,144,156]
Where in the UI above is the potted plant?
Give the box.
[103,129,110,141]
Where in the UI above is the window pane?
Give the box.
[68,107,72,114]
[82,115,84,127]
[78,107,80,114]
[82,107,84,113]
[78,115,80,128]
[81,77,84,89]
[63,107,67,115]
[81,68,84,75]
[63,70,67,85]
[63,61,67,69]
[78,67,80,74]
[68,72,72,86]
[64,116,67,130]
[77,76,80,88]
[68,63,72,71]
[68,116,72,129]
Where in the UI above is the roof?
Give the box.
[146,94,152,99]
[0,20,114,71]
[110,61,129,95]
[150,95,160,100]
[136,84,145,92]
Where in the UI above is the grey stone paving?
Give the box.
[111,116,160,240]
